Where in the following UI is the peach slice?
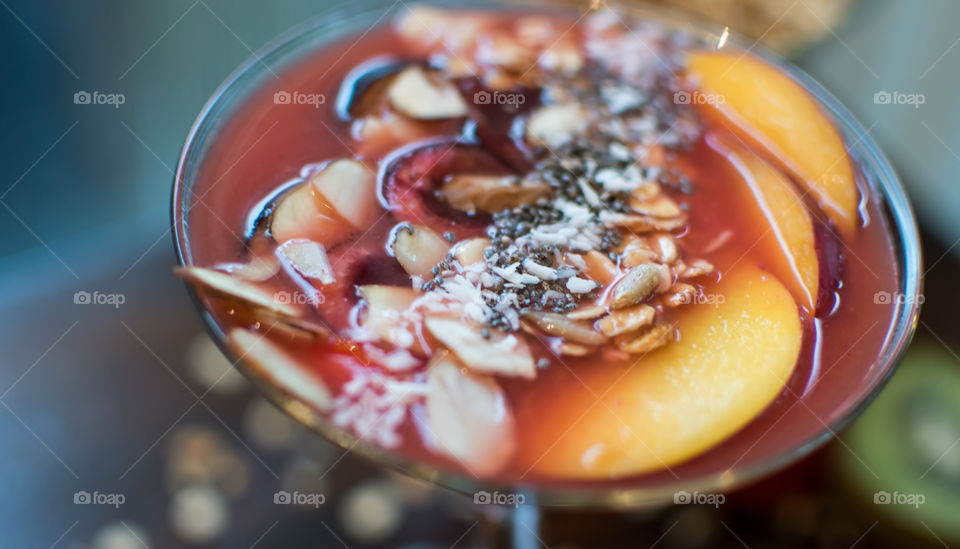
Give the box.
[517,263,801,478]
[711,135,819,312]
[686,51,859,237]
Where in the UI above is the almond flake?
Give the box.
[388,66,468,120]
[425,352,516,475]
[276,239,336,284]
[424,317,536,379]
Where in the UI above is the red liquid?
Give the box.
[183,14,899,488]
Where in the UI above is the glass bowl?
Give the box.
[171,0,922,508]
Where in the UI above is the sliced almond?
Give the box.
[423,317,536,379]
[650,233,678,264]
[425,351,516,476]
[621,238,657,269]
[175,266,300,318]
[676,259,715,279]
[601,212,686,233]
[388,66,468,120]
[526,103,588,147]
[229,328,332,411]
[538,42,583,74]
[357,285,421,351]
[581,250,619,285]
[557,341,591,356]
[439,174,550,214]
[270,182,352,245]
[629,194,682,218]
[390,223,451,279]
[631,180,662,202]
[615,323,674,354]
[566,305,607,320]
[453,237,491,267]
[306,159,380,230]
[664,283,697,307]
[522,311,608,346]
[354,112,426,149]
[611,264,662,309]
[258,313,331,341]
[596,304,655,337]
[276,239,335,284]
[476,33,536,71]
[213,256,279,282]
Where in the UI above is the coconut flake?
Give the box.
[595,165,644,192]
[567,276,599,294]
[332,371,428,448]
[492,263,539,285]
[577,177,602,207]
[521,259,558,281]
[362,344,422,372]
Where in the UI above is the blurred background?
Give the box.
[1,0,958,547]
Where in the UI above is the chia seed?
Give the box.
[418,60,700,334]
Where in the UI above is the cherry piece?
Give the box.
[457,78,540,172]
[380,139,513,233]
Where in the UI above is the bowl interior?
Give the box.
[171,0,922,507]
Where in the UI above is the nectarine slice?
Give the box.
[518,263,801,478]
[686,51,859,237]
[710,135,819,312]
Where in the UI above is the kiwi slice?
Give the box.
[834,343,960,544]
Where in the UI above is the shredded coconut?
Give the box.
[333,372,429,448]
[522,258,559,281]
[567,276,599,294]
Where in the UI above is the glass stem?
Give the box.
[510,493,541,549]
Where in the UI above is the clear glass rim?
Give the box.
[171,0,923,508]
